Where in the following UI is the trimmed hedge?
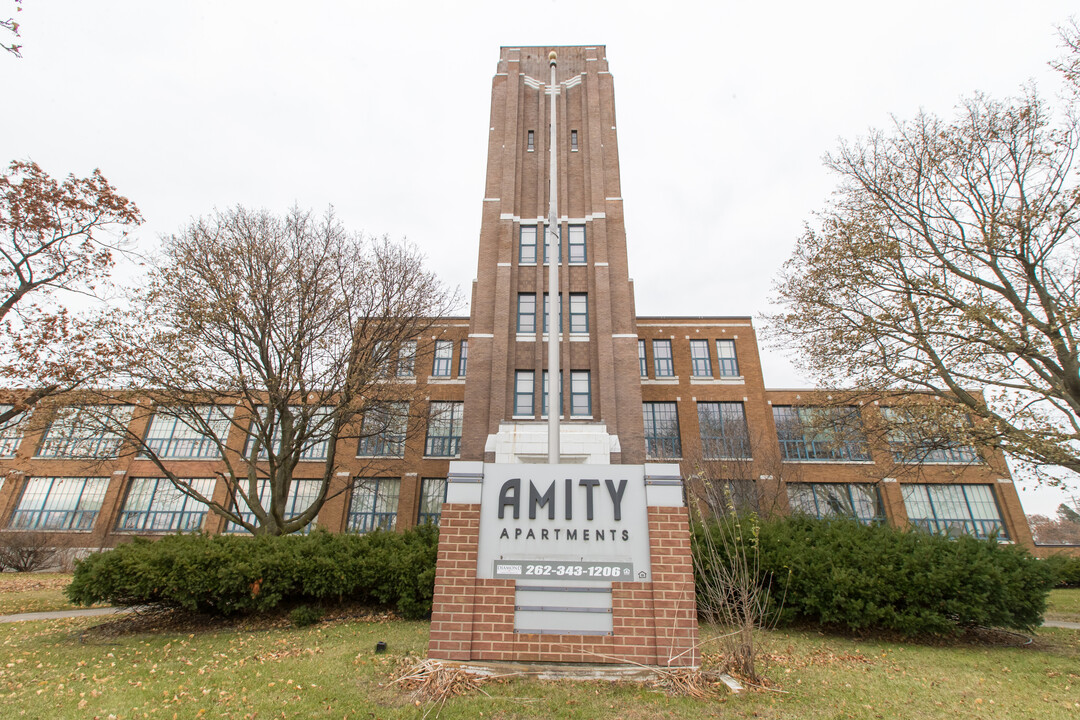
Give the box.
[65,525,439,619]
[1043,553,1080,587]
[693,515,1055,635]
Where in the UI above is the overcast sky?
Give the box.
[2,0,1078,515]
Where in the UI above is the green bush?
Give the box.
[65,525,440,619]
[289,605,325,627]
[1043,553,1080,587]
[693,515,1055,635]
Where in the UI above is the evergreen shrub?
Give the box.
[1044,553,1080,587]
[65,524,440,619]
[693,515,1054,635]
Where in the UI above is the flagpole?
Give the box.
[546,50,560,464]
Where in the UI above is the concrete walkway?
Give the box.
[1042,619,1080,630]
[0,607,132,624]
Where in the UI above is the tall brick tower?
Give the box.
[461,45,645,465]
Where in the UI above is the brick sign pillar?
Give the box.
[428,462,699,667]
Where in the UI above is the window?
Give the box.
[397,340,416,377]
[418,477,448,525]
[697,402,751,459]
[571,129,579,151]
[716,340,739,376]
[542,293,563,333]
[144,405,233,459]
[787,483,883,525]
[570,371,591,417]
[902,484,1006,539]
[773,406,870,461]
[514,370,535,417]
[568,224,586,263]
[527,129,535,151]
[358,403,407,457]
[653,339,674,377]
[542,225,562,264]
[245,406,332,462]
[432,340,453,377]
[225,478,321,533]
[0,405,27,457]
[9,477,109,531]
[542,370,564,417]
[880,408,978,464]
[117,477,214,532]
[638,339,647,377]
[458,340,468,377]
[690,340,712,377]
[347,478,401,533]
[425,401,463,456]
[517,293,537,333]
[699,479,759,517]
[37,405,134,458]
[568,293,588,333]
[643,402,681,459]
[520,225,538,264]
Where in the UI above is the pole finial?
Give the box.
[549,51,557,66]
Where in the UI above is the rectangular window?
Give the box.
[432,340,453,377]
[690,340,712,377]
[514,370,535,417]
[517,293,537,333]
[881,408,979,463]
[697,402,751,459]
[245,406,332,462]
[773,406,870,461]
[542,225,562,264]
[225,478,321,533]
[638,339,647,377]
[418,477,448,525]
[699,479,759,517]
[458,340,468,377]
[0,405,27,457]
[716,339,740,377]
[570,129,579,151]
[347,477,401,533]
[117,477,215,532]
[9,477,109,531]
[425,401,463,457]
[902,484,1007,539]
[570,370,591,417]
[643,402,681,459]
[653,339,674,377]
[542,293,563,333]
[542,370,564,417]
[527,129,535,151]
[397,340,416,377]
[569,293,588,333]
[568,224,586,263]
[519,225,538,264]
[787,483,883,525]
[37,405,134,458]
[357,402,408,457]
[144,405,233,459]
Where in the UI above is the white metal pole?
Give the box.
[546,50,560,464]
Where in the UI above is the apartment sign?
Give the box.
[475,463,653,582]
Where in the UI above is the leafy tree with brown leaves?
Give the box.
[1,0,22,57]
[0,160,141,425]
[772,34,1080,487]
[113,206,454,535]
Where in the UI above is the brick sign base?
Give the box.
[428,500,699,667]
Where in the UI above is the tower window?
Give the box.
[527,130,535,152]
[571,130,579,151]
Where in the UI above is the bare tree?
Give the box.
[1,0,21,57]
[110,206,454,535]
[771,56,1080,486]
[0,160,141,424]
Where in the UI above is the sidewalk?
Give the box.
[0,607,132,623]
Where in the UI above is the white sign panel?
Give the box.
[475,463,652,583]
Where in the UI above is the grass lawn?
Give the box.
[0,574,93,615]
[1047,588,1080,623]
[0,612,1076,720]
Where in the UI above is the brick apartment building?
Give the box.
[0,46,1035,551]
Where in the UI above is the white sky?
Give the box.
[2,0,1078,516]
